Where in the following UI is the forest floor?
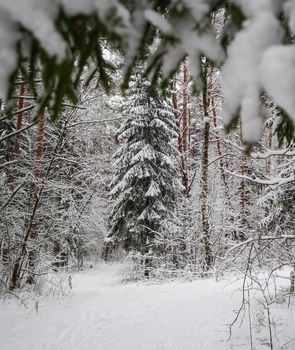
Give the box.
[0,263,294,350]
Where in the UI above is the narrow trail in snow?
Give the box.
[0,264,258,350]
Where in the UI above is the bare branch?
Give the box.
[0,121,38,144]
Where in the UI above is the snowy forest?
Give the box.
[1,1,295,349]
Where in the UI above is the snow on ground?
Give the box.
[0,264,294,350]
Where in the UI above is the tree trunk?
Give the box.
[171,79,189,192]
[210,95,229,194]
[182,61,189,192]
[266,128,273,173]
[10,112,58,290]
[200,61,213,271]
[144,257,150,278]
[27,111,46,284]
[14,82,25,156]
[238,122,247,241]
[182,60,189,160]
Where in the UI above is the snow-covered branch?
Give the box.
[225,169,295,188]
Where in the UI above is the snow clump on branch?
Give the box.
[1,0,295,142]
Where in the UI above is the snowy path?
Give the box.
[0,264,292,350]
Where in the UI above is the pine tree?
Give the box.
[107,74,180,270]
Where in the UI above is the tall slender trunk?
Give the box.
[14,82,25,156]
[171,80,181,152]
[33,111,45,179]
[188,108,192,159]
[210,95,230,199]
[266,128,273,173]
[182,60,189,192]
[182,60,189,160]
[171,79,189,192]
[238,122,247,240]
[27,111,46,283]
[200,61,212,271]
[10,112,53,290]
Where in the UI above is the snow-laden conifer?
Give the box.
[107,74,180,256]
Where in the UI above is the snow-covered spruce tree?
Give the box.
[107,74,180,276]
